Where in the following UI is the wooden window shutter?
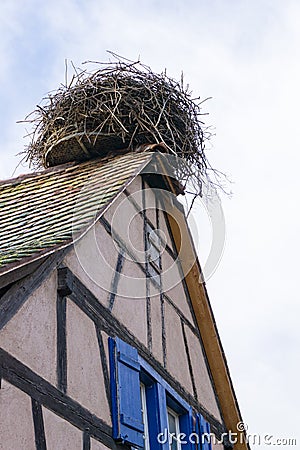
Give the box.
[197,414,212,450]
[179,408,194,450]
[146,382,169,450]
[109,337,144,448]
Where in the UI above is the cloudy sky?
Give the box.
[1,1,299,448]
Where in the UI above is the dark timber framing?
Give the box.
[83,430,91,450]
[123,185,200,333]
[0,177,225,440]
[142,178,152,353]
[95,325,111,407]
[181,320,198,401]
[101,183,222,409]
[99,217,200,338]
[0,257,227,444]
[161,206,199,327]
[57,266,226,439]
[0,348,120,449]
[108,249,125,312]
[57,293,67,393]
[0,161,248,450]
[32,398,47,450]
[124,187,177,261]
[124,181,224,419]
[160,200,224,417]
[156,190,167,369]
[0,251,66,331]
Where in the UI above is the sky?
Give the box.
[1,0,299,448]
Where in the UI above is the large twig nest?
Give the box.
[22,56,222,195]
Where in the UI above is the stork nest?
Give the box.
[22,56,218,195]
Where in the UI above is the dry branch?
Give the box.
[21,56,220,196]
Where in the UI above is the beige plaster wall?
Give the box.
[0,174,225,449]
[149,289,164,364]
[100,330,110,372]
[91,437,112,450]
[112,260,147,346]
[104,191,145,266]
[63,174,222,428]
[143,182,157,226]
[66,299,111,423]
[164,302,193,393]
[125,177,143,211]
[114,257,146,300]
[157,207,175,250]
[161,250,194,324]
[63,220,119,306]
[0,381,35,450]
[184,326,222,421]
[43,407,82,450]
[0,271,57,385]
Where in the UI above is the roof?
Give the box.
[0,151,153,275]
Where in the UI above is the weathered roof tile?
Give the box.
[0,152,153,274]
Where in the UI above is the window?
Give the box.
[140,383,150,450]
[109,337,212,450]
[167,408,181,450]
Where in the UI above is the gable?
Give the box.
[62,174,223,423]
[0,157,247,449]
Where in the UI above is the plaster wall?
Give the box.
[66,299,111,422]
[0,271,57,385]
[43,407,82,450]
[0,381,35,450]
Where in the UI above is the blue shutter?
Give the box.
[146,382,169,450]
[197,414,212,450]
[179,408,194,450]
[109,337,144,448]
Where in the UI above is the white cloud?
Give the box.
[0,0,299,446]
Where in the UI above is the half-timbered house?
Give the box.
[0,150,248,450]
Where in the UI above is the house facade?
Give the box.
[0,151,248,450]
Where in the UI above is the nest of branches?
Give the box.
[22,56,218,195]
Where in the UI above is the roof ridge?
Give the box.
[0,161,78,187]
[0,151,150,188]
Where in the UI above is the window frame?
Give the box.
[138,356,191,411]
[140,382,151,450]
[138,356,193,450]
[167,407,182,450]
[109,337,212,450]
